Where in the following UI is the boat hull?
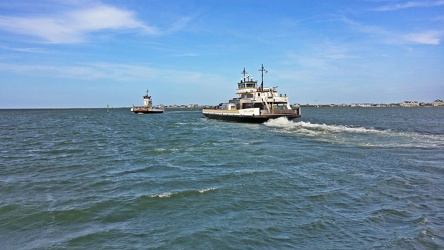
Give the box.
[202,110,300,123]
[131,107,164,114]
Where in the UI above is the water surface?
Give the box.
[1,107,443,249]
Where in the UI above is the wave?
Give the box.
[265,118,386,134]
[264,117,444,148]
[150,187,219,199]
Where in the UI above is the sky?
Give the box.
[0,0,443,108]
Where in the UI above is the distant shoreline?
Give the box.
[1,105,443,110]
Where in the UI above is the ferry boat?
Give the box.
[202,65,301,123]
[131,90,164,114]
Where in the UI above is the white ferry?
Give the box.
[202,65,301,123]
[131,90,164,114]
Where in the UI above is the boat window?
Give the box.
[253,103,263,109]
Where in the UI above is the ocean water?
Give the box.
[1,107,443,249]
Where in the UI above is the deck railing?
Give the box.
[261,109,299,115]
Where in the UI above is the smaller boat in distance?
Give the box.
[131,90,164,114]
[202,65,301,123]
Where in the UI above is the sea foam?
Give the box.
[265,117,382,133]
[151,187,219,198]
[264,117,444,148]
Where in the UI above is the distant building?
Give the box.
[351,103,372,107]
[400,101,419,107]
[433,99,444,106]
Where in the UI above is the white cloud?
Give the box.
[165,17,193,34]
[374,0,444,11]
[0,62,159,80]
[0,62,220,85]
[172,52,200,57]
[0,45,47,53]
[67,6,156,33]
[404,30,442,45]
[0,4,157,44]
[342,17,443,46]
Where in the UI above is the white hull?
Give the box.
[202,108,300,123]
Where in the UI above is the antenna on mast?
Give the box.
[241,67,248,81]
[258,64,267,90]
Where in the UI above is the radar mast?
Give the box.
[258,64,267,90]
[241,67,248,81]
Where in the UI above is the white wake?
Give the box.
[264,117,444,148]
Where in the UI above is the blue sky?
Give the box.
[0,0,443,108]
